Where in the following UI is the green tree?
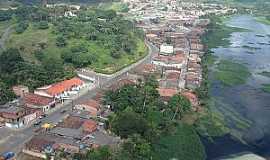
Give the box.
[168,95,191,120]
[120,134,152,160]
[56,36,67,47]
[0,81,16,105]
[110,107,149,138]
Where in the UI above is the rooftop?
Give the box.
[157,88,178,98]
[24,93,54,107]
[78,99,100,109]
[160,44,174,54]
[37,77,84,96]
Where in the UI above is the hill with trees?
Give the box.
[0,5,146,104]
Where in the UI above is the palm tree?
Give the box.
[168,94,191,120]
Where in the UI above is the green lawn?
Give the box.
[214,60,251,86]
[6,23,147,74]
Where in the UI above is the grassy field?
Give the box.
[255,17,270,25]
[6,24,62,62]
[6,23,147,74]
[262,84,270,93]
[98,2,129,12]
[214,60,251,86]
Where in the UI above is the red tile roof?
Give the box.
[153,54,186,64]
[25,136,55,152]
[45,78,84,96]
[79,99,100,109]
[58,116,84,129]
[24,93,54,106]
[181,91,199,106]
[140,64,156,73]
[157,88,178,98]
[166,72,180,80]
[82,119,97,133]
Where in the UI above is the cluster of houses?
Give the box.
[124,0,217,110]
[20,80,120,159]
[0,77,87,129]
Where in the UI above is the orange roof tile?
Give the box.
[82,120,97,133]
[181,91,199,106]
[46,78,84,96]
[157,88,178,98]
[79,99,100,110]
[24,93,54,106]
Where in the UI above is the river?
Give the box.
[204,15,270,160]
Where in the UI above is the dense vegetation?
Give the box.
[215,60,251,86]
[73,76,206,160]
[0,48,75,104]
[0,5,146,104]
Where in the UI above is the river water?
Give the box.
[204,15,270,160]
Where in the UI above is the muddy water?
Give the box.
[204,15,270,160]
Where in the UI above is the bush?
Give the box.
[56,36,67,47]
[15,22,29,34]
[37,21,49,30]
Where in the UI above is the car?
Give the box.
[1,152,15,160]
[60,110,67,114]
[39,114,47,119]
[34,121,42,126]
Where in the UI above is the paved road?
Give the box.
[0,41,158,156]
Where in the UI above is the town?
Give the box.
[0,0,236,159]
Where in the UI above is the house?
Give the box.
[23,110,37,125]
[0,104,26,128]
[157,88,179,101]
[57,116,84,129]
[12,85,29,97]
[23,136,55,159]
[75,99,101,117]
[23,93,55,113]
[152,54,186,69]
[34,77,85,100]
[160,44,174,55]
[82,119,98,134]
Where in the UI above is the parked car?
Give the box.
[60,110,67,114]
[0,152,15,160]
[34,121,42,126]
